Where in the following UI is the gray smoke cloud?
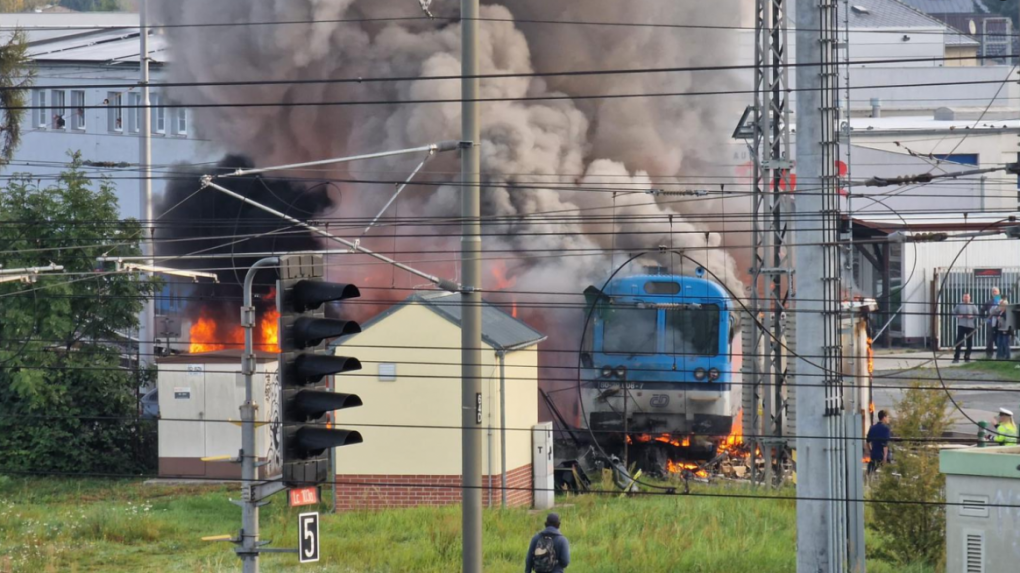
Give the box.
[154,0,748,301]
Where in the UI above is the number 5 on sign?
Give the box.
[298,512,319,563]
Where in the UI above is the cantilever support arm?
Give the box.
[215,141,460,180]
[201,178,462,293]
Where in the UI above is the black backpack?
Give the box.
[533,534,559,573]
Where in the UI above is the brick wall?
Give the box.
[335,464,533,511]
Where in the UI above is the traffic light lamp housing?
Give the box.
[277,255,364,486]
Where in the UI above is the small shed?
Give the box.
[157,350,280,479]
[940,446,1020,572]
[331,291,546,510]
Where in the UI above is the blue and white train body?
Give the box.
[580,273,741,451]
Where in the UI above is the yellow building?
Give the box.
[331,291,545,509]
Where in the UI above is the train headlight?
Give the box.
[614,365,627,379]
[708,368,721,381]
[600,366,613,378]
[693,368,707,380]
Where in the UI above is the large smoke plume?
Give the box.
[154,0,749,416]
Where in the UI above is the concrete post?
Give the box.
[460,0,484,571]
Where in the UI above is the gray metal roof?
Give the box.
[341,291,546,352]
[895,0,988,14]
[847,0,980,46]
[1,13,167,64]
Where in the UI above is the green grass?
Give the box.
[0,476,933,573]
[958,358,1020,381]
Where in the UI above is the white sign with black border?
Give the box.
[298,511,319,563]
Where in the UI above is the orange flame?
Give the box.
[188,289,280,354]
[717,408,744,455]
[491,261,519,318]
[666,459,709,478]
[258,288,280,353]
[188,315,239,353]
[866,337,874,374]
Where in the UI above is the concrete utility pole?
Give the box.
[460,0,484,572]
[796,1,862,571]
[139,0,154,366]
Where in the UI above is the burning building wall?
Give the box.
[152,1,750,416]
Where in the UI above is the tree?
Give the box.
[0,154,160,474]
[868,381,953,567]
[0,28,34,169]
[0,1,49,12]
[59,0,125,11]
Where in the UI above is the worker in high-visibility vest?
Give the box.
[993,408,1018,446]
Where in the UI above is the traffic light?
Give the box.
[278,255,363,486]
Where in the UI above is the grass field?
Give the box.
[958,358,1020,382]
[0,476,934,573]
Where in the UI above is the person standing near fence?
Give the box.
[992,299,1012,361]
[952,293,979,363]
[983,287,1002,359]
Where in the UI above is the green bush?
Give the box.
[868,381,952,568]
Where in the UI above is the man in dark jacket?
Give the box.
[983,287,1002,358]
[525,513,571,573]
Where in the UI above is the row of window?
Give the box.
[33,89,187,135]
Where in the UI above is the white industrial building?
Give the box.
[1,12,217,221]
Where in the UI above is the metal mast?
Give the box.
[744,0,794,487]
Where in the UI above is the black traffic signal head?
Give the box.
[291,427,363,458]
[276,255,364,486]
[288,317,361,350]
[291,354,362,384]
[289,390,362,421]
[287,280,360,313]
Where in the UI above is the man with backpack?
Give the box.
[525,513,571,573]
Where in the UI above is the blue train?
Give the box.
[580,272,741,453]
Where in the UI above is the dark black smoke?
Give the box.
[156,154,337,323]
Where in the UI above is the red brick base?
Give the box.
[334,464,533,511]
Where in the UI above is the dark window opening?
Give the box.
[643,281,681,295]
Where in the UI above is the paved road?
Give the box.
[872,352,1020,436]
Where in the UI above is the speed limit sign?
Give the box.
[298,512,320,563]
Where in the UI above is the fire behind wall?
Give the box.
[155,156,338,352]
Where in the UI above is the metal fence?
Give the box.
[934,267,1020,350]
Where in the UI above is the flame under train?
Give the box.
[579,272,741,459]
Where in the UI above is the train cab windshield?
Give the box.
[601,304,721,356]
[666,305,720,356]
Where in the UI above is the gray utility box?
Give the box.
[940,446,1020,573]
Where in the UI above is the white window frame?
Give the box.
[107,91,123,133]
[71,90,86,130]
[50,90,66,129]
[35,90,47,128]
[151,93,165,134]
[175,108,187,135]
[128,92,142,133]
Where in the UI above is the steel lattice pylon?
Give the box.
[742,0,794,487]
